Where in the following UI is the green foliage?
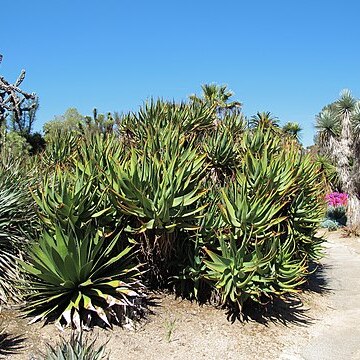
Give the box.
[314,154,340,191]
[43,108,85,137]
[326,205,347,225]
[0,129,31,158]
[189,83,241,112]
[321,205,347,230]
[203,126,238,173]
[32,168,102,232]
[282,121,302,142]
[3,88,327,323]
[24,132,46,155]
[105,127,208,285]
[43,331,108,360]
[203,233,279,309]
[21,224,144,329]
[190,128,325,310]
[0,141,37,304]
[106,144,207,233]
[42,129,80,166]
[22,159,144,329]
[119,99,216,147]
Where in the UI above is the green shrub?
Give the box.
[325,205,347,226]
[18,96,327,322]
[105,135,208,286]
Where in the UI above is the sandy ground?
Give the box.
[1,230,359,360]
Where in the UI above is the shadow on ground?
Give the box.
[0,331,26,357]
[303,263,332,295]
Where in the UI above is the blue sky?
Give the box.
[1,0,360,146]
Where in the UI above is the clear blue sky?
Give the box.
[2,0,360,146]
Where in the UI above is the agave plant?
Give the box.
[103,126,209,285]
[74,132,127,179]
[199,126,326,312]
[203,127,238,180]
[203,233,279,310]
[21,224,144,329]
[31,165,115,235]
[106,140,207,236]
[43,331,108,360]
[42,129,80,167]
[0,147,37,304]
[119,99,216,147]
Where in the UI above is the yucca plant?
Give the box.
[43,331,108,360]
[21,224,144,329]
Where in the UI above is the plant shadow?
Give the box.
[0,332,26,356]
[302,263,332,295]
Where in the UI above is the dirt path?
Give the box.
[279,232,360,360]
[1,231,360,359]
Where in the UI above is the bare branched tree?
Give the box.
[0,55,37,130]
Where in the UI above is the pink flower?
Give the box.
[325,192,348,207]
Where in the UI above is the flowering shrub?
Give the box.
[325,192,348,207]
[322,192,348,230]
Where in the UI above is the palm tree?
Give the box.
[250,111,280,129]
[282,122,302,142]
[190,83,241,112]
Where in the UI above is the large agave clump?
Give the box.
[19,88,327,323]
[105,127,208,286]
[185,126,326,312]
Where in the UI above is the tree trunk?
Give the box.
[335,111,360,228]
